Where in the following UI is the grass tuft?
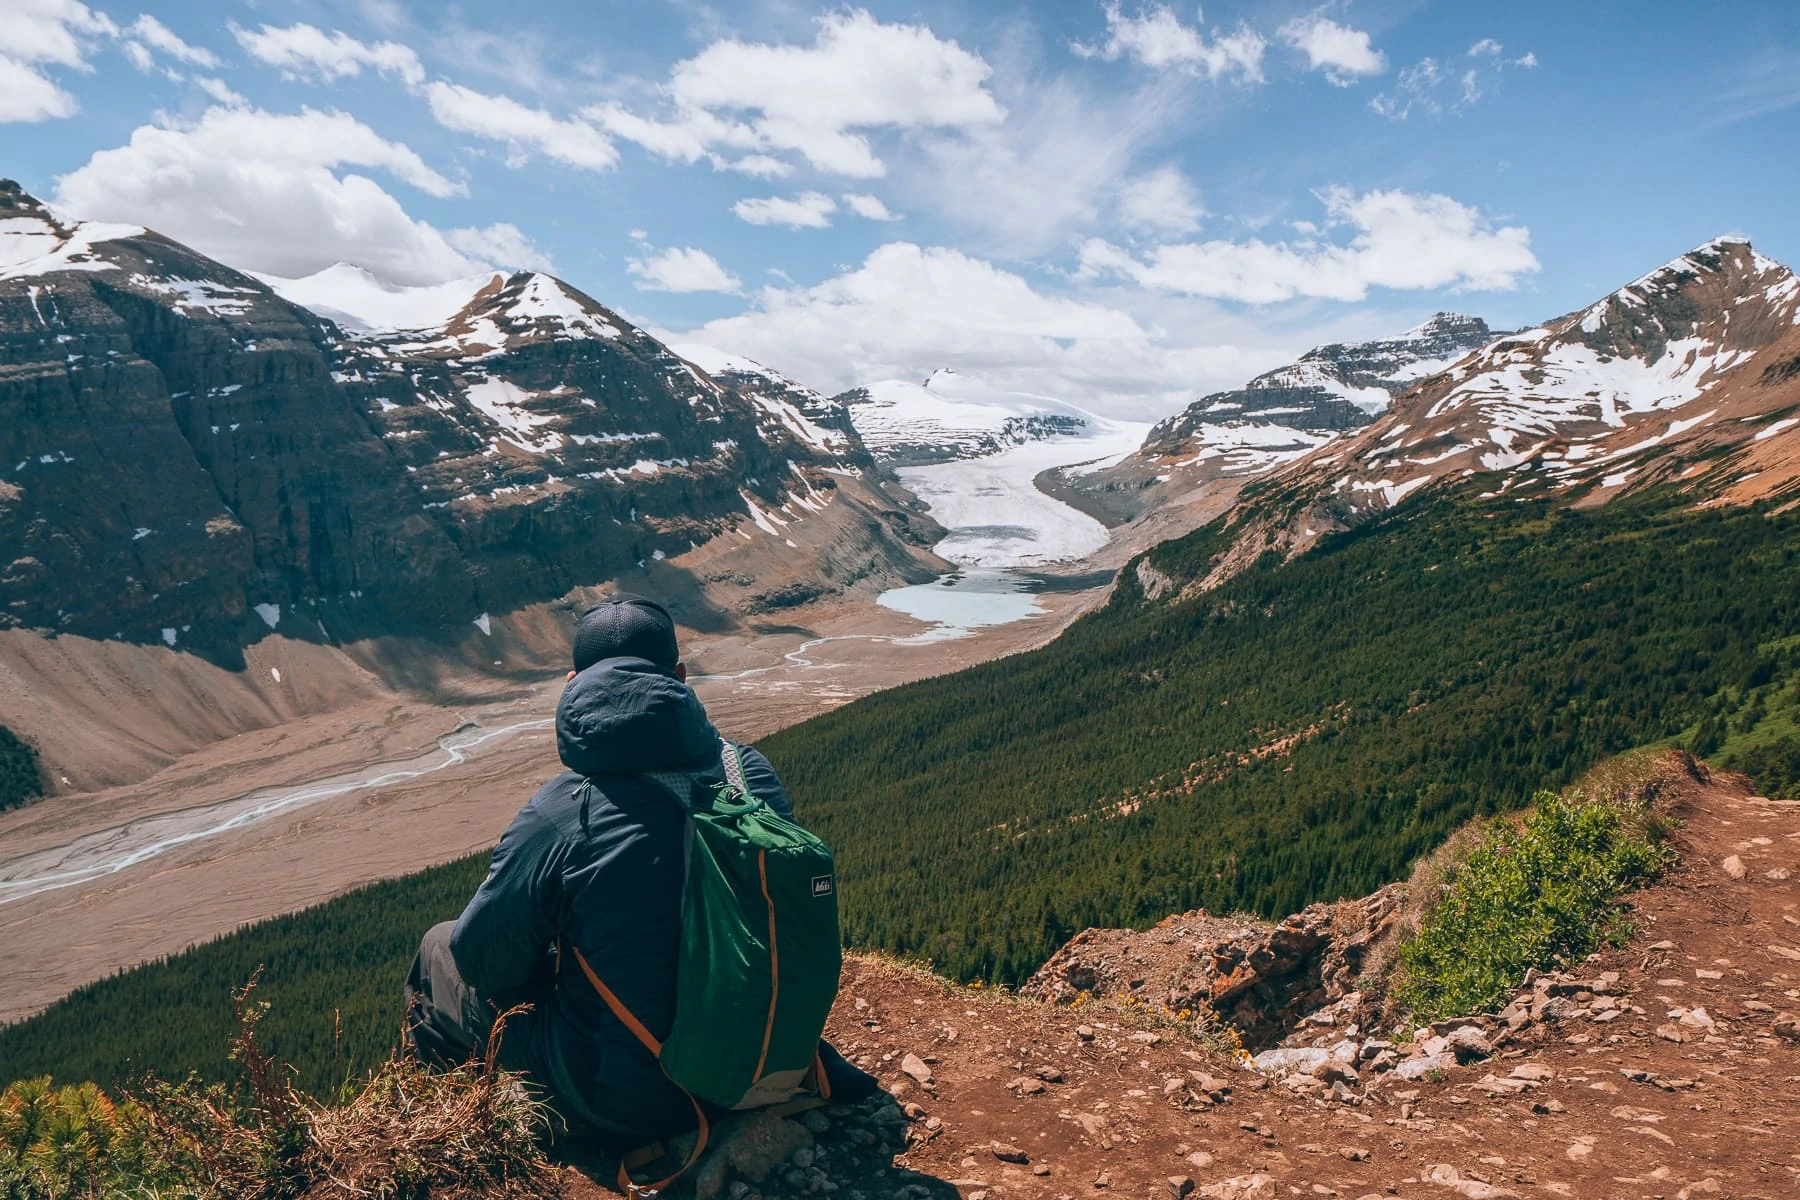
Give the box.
[0,978,561,1199]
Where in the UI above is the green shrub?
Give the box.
[1394,791,1675,1020]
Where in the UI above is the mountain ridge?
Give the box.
[0,180,939,664]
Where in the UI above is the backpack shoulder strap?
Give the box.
[720,738,752,800]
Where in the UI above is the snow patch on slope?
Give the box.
[0,214,143,281]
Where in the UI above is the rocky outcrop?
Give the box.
[0,182,933,662]
[1020,886,1405,1049]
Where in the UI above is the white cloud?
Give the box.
[0,52,80,121]
[1072,2,1265,83]
[1280,15,1385,85]
[727,154,792,178]
[1118,166,1204,234]
[628,246,742,293]
[674,241,1287,419]
[50,106,516,285]
[232,22,423,86]
[1374,42,1535,119]
[195,76,245,106]
[0,0,116,122]
[732,192,838,229]
[607,8,1002,179]
[446,222,555,273]
[425,82,618,171]
[905,71,1188,256]
[126,15,217,68]
[1077,186,1539,302]
[843,193,900,221]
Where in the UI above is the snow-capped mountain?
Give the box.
[1285,237,1800,520]
[1162,237,1800,581]
[1140,313,1498,469]
[841,369,1097,466]
[0,181,934,654]
[1063,314,1498,526]
[668,342,862,452]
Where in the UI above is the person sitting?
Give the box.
[403,593,876,1145]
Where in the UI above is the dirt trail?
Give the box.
[565,763,1798,1200]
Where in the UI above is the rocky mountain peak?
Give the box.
[1128,312,1498,484]
[1228,238,1800,551]
[0,188,930,659]
[0,179,49,219]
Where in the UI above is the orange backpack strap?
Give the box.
[618,1091,709,1196]
[571,944,663,1056]
[568,943,711,1194]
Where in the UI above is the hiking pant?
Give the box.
[403,921,497,1068]
[402,922,647,1145]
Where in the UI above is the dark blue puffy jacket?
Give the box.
[448,656,793,1139]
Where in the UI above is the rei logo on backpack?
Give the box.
[572,740,842,1111]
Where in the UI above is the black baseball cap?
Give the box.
[572,593,680,672]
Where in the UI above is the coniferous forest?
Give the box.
[2,484,1798,1095]
[0,725,41,812]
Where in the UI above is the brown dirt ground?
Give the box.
[564,763,1800,1200]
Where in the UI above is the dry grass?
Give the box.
[4,977,565,1199]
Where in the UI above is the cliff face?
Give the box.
[0,182,925,661]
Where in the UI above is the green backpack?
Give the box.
[572,741,842,1182]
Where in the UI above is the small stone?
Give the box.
[1032,1164,1052,1177]
[1444,1027,1492,1062]
[729,1183,751,1200]
[798,1110,831,1134]
[1654,1023,1688,1043]
[791,1147,815,1170]
[993,1142,1029,1164]
[925,1117,943,1132]
[1394,1052,1456,1081]
[1722,855,1747,879]
[902,1102,927,1120]
[1035,1066,1067,1083]
[1539,995,1582,1022]
[1695,969,1724,979]
[1677,1007,1716,1031]
[1339,1146,1370,1161]
[1093,1171,1111,1189]
[899,1054,932,1085]
[1532,1098,1567,1114]
[1077,1025,1097,1041]
[1773,1013,1800,1042]
[1184,1151,1214,1170]
[1166,1176,1195,1199]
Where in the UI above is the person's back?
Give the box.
[403,595,867,1144]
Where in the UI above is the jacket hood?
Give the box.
[556,657,720,777]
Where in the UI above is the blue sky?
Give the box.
[4,0,1797,418]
